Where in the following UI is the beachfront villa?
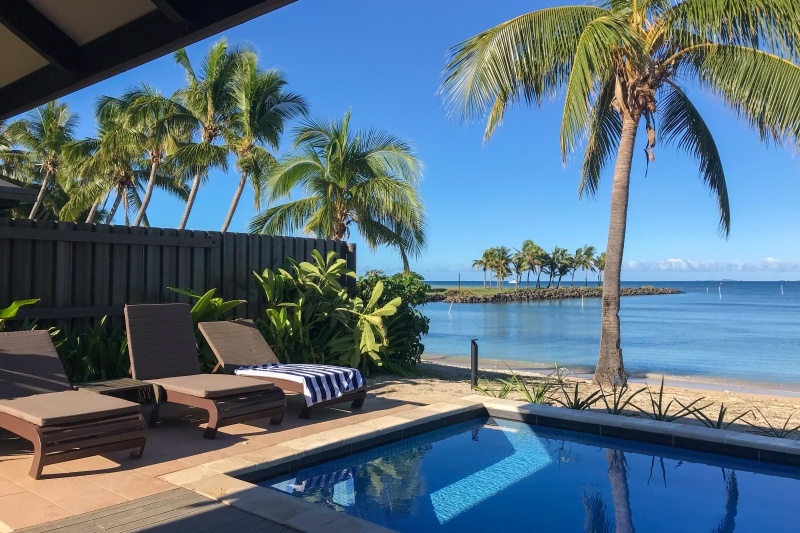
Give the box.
[1,1,800,531]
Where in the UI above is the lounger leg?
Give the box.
[29,444,45,480]
[351,395,366,409]
[204,408,220,440]
[299,406,312,420]
[270,411,284,425]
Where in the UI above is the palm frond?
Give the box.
[579,73,621,198]
[682,44,800,147]
[660,83,730,236]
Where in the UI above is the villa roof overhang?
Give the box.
[0,178,38,208]
[0,0,296,120]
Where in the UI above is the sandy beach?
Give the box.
[369,357,800,440]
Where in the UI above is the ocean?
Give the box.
[422,281,800,391]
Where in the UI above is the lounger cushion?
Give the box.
[0,390,141,427]
[147,374,274,398]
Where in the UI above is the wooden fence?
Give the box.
[0,218,355,329]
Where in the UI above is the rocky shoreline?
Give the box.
[426,286,682,303]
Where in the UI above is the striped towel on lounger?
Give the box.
[234,364,366,407]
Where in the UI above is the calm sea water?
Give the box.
[423,281,800,388]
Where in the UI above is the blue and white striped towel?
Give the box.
[234,363,366,407]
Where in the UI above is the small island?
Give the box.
[427,286,682,303]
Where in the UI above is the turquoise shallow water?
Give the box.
[422,281,800,388]
[264,417,800,531]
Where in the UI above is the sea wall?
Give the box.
[426,286,682,303]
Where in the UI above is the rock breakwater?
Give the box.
[426,286,682,303]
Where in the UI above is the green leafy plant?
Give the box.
[679,401,751,430]
[555,381,602,410]
[599,382,646,415]
[743,407,800,439]
[0,299,39,331]
[636,377,703,422]
[254,250,399,374]
[167,287,247,370]
[54,316,129,382]
[357,270,431,367]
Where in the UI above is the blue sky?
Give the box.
[40,0,800,281]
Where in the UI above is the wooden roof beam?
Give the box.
[0,0,81,72]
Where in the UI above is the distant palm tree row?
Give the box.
[473,242,606,289]
[0,39,426,266]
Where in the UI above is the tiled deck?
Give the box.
[18,488,297,533]
[0,392,426,531]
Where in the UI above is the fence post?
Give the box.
[339,241,357,294]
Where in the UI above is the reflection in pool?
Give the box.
[263,418,800,532]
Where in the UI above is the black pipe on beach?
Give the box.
[470,339,479,388]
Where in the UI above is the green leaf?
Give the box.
[0,299,39,320]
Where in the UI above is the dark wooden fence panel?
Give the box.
[0,218,355,329]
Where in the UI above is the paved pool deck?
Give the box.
[3,392,800,532]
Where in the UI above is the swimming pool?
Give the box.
[262,417,800,532]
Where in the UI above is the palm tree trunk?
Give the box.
[85,199,100,223]
[28,170,52,220]
[483,269,487,289]
[606,449,634,533]
[178,172,202,230]
[221,171,248,233]
[537,270,542,288]
[107,191,123,221]
[123,193,130,227]
[594,114,638,386]
[526,271,530,289]
[134,160,160,227]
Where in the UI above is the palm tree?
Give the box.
[595,252,607,287]
[521,239,545,289]
[472,253,491,289]
[441,1,800,384]
[249,112,427,271]
[511,251,526,288]
[172,39,251,230]
[98,84,190,227]
[221,59,307,232]
[571,247,583,287]
[487,246,512,289]
[581,245,598,286]
[7,101,78,219]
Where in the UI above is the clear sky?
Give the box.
[36,0,800,281]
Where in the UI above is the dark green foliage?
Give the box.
[636,377,702,421]
[599,382,646,415]
[679,400,751,430]
[743,407,800,439]
[555,381,603,410]
[54,316,130,382]
[356,270,430,367]
[167,287,247,371]
[254,250,400,374]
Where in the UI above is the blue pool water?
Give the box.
[424,280,800,388]
[263,418,800,532]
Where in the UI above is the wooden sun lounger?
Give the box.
[198,319,367,419]
[0,330,147,479]
[124,304,287,439]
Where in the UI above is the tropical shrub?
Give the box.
[254,250,400,374]
[0,299,39,331]
[356,270,430,366]
[54,316,129,382]
[167,287,247,371]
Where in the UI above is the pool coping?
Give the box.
[158,396,800,533]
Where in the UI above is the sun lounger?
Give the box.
[0,330,147,479]
[198,319,367,419]
[124,304,286,439]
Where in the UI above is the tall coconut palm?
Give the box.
[441,1,800,385]
[172,39,252,229]
[7,101,77,219]
[511,251,526,288]
[581,245,598,286]
[521,239,545,289]
[249,112,427,271]
[221,59,307,232]
[472,253,491,289]
[98,84,190,227]
[595,252,607,287]
[487,246,512,288]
